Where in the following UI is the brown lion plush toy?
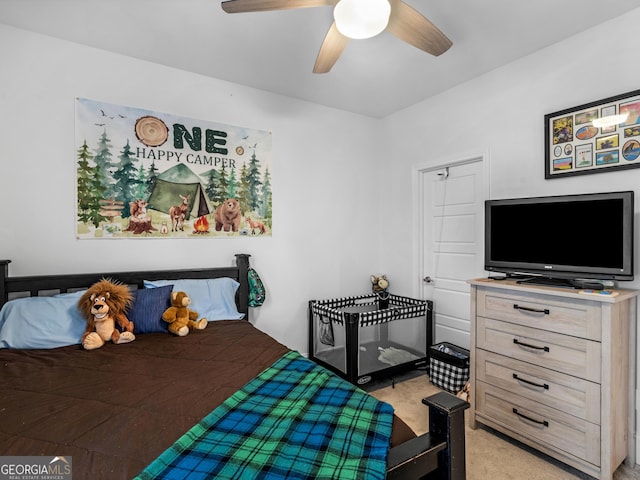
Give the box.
[78,279,135,350]
[162,291,207,336]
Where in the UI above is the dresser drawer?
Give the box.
[476,317,601,383]
[477,288,601,341]
[475,349,600,424]
[476,381,600,466]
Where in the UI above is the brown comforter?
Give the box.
[0,320,415,479]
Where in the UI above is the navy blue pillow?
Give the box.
[129,284,173,334]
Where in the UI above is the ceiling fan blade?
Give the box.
[313,22,349,74]
[386,0,452,56]
[221,0,335,14]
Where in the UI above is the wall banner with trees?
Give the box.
[75,97,272,239]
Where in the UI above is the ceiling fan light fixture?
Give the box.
[333,0,391,40]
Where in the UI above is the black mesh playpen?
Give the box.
[308,294,433,385]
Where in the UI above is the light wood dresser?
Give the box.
[468,278,638,479]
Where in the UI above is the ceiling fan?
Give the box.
[220,0,452,73]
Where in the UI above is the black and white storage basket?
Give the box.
[429,342,470,393]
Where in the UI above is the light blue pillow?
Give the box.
[143,278,244,321]
[0,291,87,349]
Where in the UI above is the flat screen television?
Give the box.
[485,191,634,287]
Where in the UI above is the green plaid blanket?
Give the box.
[135,351,394,480]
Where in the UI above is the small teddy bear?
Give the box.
[371,274,389,293]
[162,291,207,336]
[371,274,390,308]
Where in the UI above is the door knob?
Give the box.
[423,276,433,284]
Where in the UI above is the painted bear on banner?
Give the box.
[214,198,241,232]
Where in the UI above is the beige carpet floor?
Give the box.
[370,373,640,480]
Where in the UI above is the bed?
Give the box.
[0,254,467,479]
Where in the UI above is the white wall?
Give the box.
[0,23,382,353]
[3,6,640,385]
[3,4,640,464]
[379,7,640,463]
[380,7,640,296]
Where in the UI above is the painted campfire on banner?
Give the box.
[75,97,272,239]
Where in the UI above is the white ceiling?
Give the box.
[1,0,638,118]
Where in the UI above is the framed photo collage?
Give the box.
[545,89,640,179]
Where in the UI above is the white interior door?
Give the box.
[420,159,485,349]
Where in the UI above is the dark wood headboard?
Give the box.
[0,253,251,319]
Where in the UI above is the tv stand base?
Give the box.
[515,276,580,289]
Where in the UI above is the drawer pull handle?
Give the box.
[513,373,549,390]
[513,338,550,352]
[512,408,549,427]
[513,304,550,315]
